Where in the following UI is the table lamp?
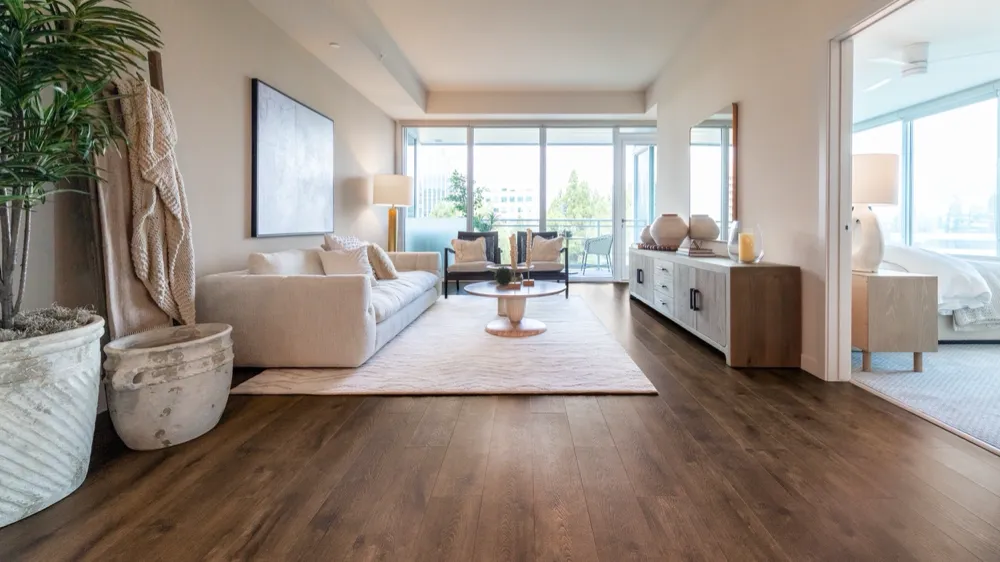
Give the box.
[374,174,413,252]
[851,153,899,273]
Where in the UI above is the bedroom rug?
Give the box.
[852,345,1000,453]
[232,295,657,396]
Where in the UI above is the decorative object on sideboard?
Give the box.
[374,174,413,252]
[727,221,765,264]
[104,324,234,450]
[251,79,335,238]
[637,243,677,251]
[852,153,899,273]
[679,215,720,257]
[640,224,655,245]
[649,213,689,250]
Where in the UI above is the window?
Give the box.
[912,99,998,256]
[402,127,468,253]
[853,89,1000,257]
[473,127,541,262]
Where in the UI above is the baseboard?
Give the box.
[799,354,823,379]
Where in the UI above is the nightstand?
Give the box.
[851,271,938,372]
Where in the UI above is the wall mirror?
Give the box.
[689,102,738,241]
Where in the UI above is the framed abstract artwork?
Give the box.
[251,78,335,237]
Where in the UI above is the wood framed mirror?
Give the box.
[689,102,738,241]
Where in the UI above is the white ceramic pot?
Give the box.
[689,214,721,241]
[0,315,105,528]
[639,225,655,245]
[649,214,688,249]
[104,324,234,451]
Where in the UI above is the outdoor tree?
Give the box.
[547,170,611,224]
[430,170,499,231]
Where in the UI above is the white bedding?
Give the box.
[953,261,1000,332]
[881,245,992,314]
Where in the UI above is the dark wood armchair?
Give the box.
[443,231,502,298]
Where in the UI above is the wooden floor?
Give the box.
[3,285,1000,561]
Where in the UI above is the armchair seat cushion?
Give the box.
[447,261,495,273]
[371,270,439,323]
[520,261,565,273]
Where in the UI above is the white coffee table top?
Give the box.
[464,281,565,299]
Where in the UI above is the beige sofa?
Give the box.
[196,251,440,368]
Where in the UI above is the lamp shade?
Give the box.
[373,174,413,206]
[852,153,899,205]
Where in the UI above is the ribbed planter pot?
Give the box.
[0,316,105,528]
[104,324,233,451]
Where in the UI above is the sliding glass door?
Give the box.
[401,125,656,281]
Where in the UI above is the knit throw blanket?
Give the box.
[115,78,196,325]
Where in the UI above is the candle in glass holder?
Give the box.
[738,232,755,263]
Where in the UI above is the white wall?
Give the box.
[130,0,395,277]
[654,0,893,378]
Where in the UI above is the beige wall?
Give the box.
[27,0,397,312]
[654,0,892,378]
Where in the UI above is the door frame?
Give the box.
[824,0,918,381]
[615,132,658,281]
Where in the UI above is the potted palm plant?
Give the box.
[0,0,160,527]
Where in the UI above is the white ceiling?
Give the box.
[853,0,1000,122]
[366,0,718,92]
[250,0,722,119]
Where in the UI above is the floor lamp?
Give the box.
[852,153,899,272]
[374,174,413,252]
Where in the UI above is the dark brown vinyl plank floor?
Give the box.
[2,284,1000,561]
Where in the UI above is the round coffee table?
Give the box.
[464,281,566,337]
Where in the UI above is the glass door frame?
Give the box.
[615,132,658,281]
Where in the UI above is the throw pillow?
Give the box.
[323,233,367,251]
[367,244,398,280]
[532,236,564,262]
[452,237,487,263]
[319,247,377,287]
[247,249,324,275]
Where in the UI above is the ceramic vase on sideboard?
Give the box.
[688,214,721,242]
[649,214,688,250]
[639,225,655,245]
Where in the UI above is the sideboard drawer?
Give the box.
[653,260,674,278]
[653,293,674,317]
[653,276,674,298]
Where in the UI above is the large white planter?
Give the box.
[103,324,233,451]
[0,315,105,528]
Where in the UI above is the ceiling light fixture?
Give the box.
[328,42,340,49]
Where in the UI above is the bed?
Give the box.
[880,245,1000,343]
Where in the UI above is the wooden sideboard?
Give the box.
[629,248,802,368]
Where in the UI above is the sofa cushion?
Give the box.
[323,233,367,251]
[367,244,399,280]
[520,261,565,272]
[248,249,324,275]
[447,261,493,273]
[371,270,439,323]
[319,247,377,288]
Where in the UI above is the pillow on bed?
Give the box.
[882,245,992,313]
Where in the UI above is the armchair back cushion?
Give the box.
[451,237,487,263]
[517,231,559,263]
[532,236,565,262]
[248,249,324,275]
[457,231,501,263]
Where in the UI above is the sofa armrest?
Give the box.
[196,272,376,368]
[388,252,440,275]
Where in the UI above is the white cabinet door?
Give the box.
[673,264,696,328]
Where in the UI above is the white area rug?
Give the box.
[852,345,1000,453]
[232,295,657,396]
